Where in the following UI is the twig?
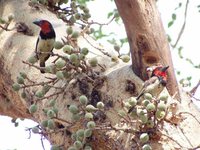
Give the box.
[161,132,189,149]
[190,80,200,96]
[83,35,111,57]
[172,0,189,48]
[40,136,46,150]
[179,111,200,125]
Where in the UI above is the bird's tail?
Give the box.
[40,62,45,73]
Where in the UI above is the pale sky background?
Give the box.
[0,0,200,150]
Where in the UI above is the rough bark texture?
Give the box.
[114,0,180,99]
[0,0,200,150]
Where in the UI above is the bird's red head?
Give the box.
[152,66,169,81]
[33,20,53,34]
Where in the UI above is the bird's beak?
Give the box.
[33,20,41,26]
[161,66,169,72]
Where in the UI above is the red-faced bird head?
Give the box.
[152,65,169,81]
[33,19,54,34]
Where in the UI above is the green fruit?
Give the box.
[111,55,118,62]
[139,114,148,124]
[142,99,151,107]
[156,110,165,120]
[140,133,149,143]
[121,55,130,63]
[146,103,156,112]
[114,45,120,52]
[75,13,81,20]
[63,45,73,54]
[144,93,153,100]
[29,104,38,114]
[42,85,51,94]
[44,66,51,73]
[88,58,98,67]
[85,105,98,112]
[72,113,81,121]
[84,146,92,150]
[118,110,126,117]
[137,109,146,116]
[81,47,89,55]
[71,31,80,38]
[70,54,78,63]
[129,109,137,117]
[28,56,37,64]
[124,102,131,108]
[35,91,44,98]
[84,128,92,137]
[97,102,104,109]
[19,72,27,78]
[83,7,89,13]
[159,93,168,101]
[69,104,79,114]
[12,83,21,91]
[54,41,63,49]
[87,121,96,129]
[66,26,73,35]
[8,14,14,21]
[76,129,84,138]
[43,108,48,114]
[142,144,152,150]
[71,133,77,140]
[51,145,61,150]
[49,99,56,107]
[79,95,88,105]
[21,91,27,98]
[55,59,66,68]
[47,119,55,129]
[128,97,137,106]
[47,110,56,118]
[68,146,76,150]
[41,120,48,128]
[74,140,83,149]
[157,102,167,111]
[79,53,85,60]
[85,113,93,120]
[32,126,39,133]
[56,71,64,79]
[52,107,58,114]
[147,120,154,128]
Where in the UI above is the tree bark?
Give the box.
[0,0,200,150]
[114,0,180,99]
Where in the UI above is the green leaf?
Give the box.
[172,13,176,20]
[107,12,114,19]
[168,21,174,28]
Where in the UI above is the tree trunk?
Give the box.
[114,0,180,99]
[0,0,200,149]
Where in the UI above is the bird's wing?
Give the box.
[35,37,39,59]
[136,76,158,100]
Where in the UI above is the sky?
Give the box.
[0,0,200,150]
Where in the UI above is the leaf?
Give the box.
[168,21,174,28]
[187,76,192,81]
[172,13,176,20]
[107,12,114,19]
[175,2,182,10]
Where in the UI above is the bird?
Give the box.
[33,19,56,73]
[128,65,169,113]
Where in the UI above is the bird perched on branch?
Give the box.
[33,19,56,73]
[128,65,169,113]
